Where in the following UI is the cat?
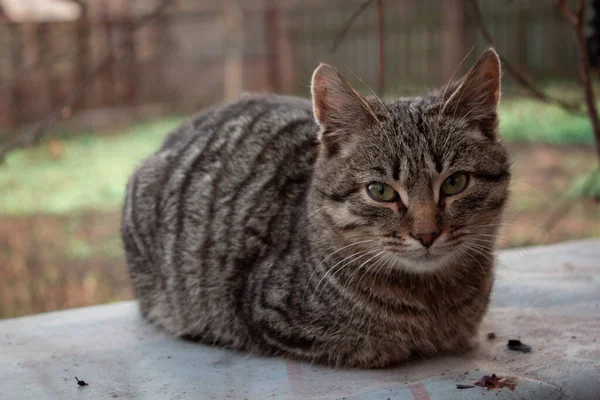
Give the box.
[121,48,510,368]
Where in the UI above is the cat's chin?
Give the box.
[388,250,454,274]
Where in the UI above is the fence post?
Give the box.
[101,0,116,107]
[36,23,52,120]
[0,24,16,131]
[123,2,138,108]
[515,8,528,77]
[222,0,244,101]
[441,0,468,82]
[8,24,22,130]
[75,1,90,111]
[264,0,294,93]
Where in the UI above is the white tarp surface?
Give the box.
[1,239,599,399]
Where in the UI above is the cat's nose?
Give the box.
[410,231,440,248]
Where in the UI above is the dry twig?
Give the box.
[541,0,600,230]
[542,168,599,232]
[331,0,385,94]
[331,0,377,53]
[468,0,585,115]
[555,0,600,164]
[0,0,176,163]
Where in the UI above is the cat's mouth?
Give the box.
[414,249,437,260]
[383,245,454,273]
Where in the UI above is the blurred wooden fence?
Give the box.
[0,0,579,136]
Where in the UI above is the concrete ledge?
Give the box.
[1,239,599,399]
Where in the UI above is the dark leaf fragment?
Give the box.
[75,377,88,387]
[474,373,518,391]
[507,339,532,353]
[456,384,476,389]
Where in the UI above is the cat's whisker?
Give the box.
[346,65,398,152]
[324,246,385,291]
[438,46,476,117]
[462,219,527,231]
[441,93,476,151]
[340,64,386,126]
[373,253,391,284]
[303,240,376,302]
[343,250,386,291]
[461,235,502,244]
[458,247,488,277]
[509,179,550,198]
[311,239,376,273]
[301,206,330,223]
[312,247,384,303]
[468,236,532,260]
[462,242,515,273]
[469,219,551,244]
[307,248,370,302]
[461,242,495,261]
[461,238,496,252]
[354,251,388,288]
[342,64,395,133]
[457,231,535,263]
[436,46,476,147]
[464,246,495,261]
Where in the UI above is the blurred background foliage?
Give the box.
[0,0,598,318]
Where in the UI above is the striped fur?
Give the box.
[122,49,510,368]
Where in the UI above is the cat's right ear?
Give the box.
[311,63,376,148]
[441,48,501,139]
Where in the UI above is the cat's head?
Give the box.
[309,49,510,274]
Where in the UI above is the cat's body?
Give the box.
[122,50,510,368]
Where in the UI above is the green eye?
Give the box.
[441,172,469,196]
[367,182,397,202]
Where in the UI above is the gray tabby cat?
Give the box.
[122,48,510,368]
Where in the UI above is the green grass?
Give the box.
[499,99,593,145]
[0,118,183,215]
[0,93,596,216]
[568,169,600,200]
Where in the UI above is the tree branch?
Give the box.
[542,167,600,232]
[331,0,385,93]
[555,0,600,165]
[331,0,377,53]
[0,0,176,163]
[468,0,585,115]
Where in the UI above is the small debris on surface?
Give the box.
[507,339,532,353]
[487,332,496,340]
[571,336,577,339]
[475,374,499,390]
[456,384,476,389]
[474,374,518,391]
[75,377,88,387]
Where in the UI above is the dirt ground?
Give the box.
[0,143,598,319]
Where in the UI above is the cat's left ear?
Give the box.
[442,48,501,139]
[311,63,377,148]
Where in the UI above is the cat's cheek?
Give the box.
[332,204,370,228]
